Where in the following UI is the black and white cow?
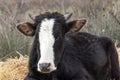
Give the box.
[17,12,120,80]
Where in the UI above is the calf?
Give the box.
[17,12,120,80]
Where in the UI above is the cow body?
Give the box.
[57,32,118,80]
[25,32,119,80]
[17,12,120,80]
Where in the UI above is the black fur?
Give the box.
[22,12,119,80]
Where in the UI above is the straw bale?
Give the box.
[0,56,28,80]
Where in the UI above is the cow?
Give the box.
[17,12,120,80]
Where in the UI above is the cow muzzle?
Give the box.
[38,63,56,73]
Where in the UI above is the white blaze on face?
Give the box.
[37,18,56,72]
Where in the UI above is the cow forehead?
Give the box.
[40,18,55,31]
[38,18,55,63]
[39,18,55,40]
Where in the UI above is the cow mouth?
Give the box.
[41,69,51,73]
[40,68,56,73]
[37,65,57,73]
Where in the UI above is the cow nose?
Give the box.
[39,63,51,72]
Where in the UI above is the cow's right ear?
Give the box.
[17,22,35,36]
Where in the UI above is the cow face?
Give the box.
[17,12,86,73]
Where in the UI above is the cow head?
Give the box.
[17,12,86,73]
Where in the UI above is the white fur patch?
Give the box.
[37,18,56,72]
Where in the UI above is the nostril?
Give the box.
[39,63,51,69]
[47,63,51,67]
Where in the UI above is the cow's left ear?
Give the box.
[17,22,36,36]
[66,19,86,33]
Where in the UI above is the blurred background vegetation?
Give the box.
[0,0,120,60]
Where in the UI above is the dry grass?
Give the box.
[0,0,120,59]
[0,55,28,80]
[117,47,120,63]
[0,47,120,80]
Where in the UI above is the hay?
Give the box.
[0,55,28,80]
[0,48,120,80]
